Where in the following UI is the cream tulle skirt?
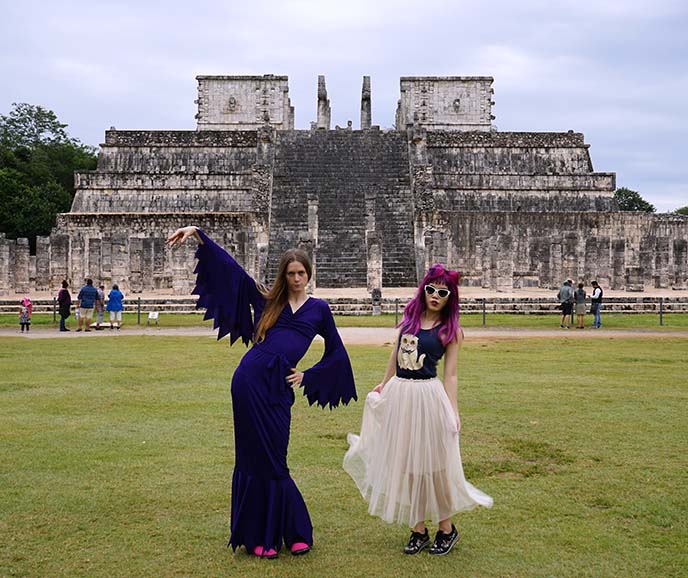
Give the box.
[343,376,493,527]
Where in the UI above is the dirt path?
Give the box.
[2,326,687,343]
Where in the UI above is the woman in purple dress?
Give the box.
[167,226,356,559]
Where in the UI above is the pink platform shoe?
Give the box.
[253,545,278,559]
[290,541,311,555]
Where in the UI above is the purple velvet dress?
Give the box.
[193,230,357,553]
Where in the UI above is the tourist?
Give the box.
[76,278,98,332]
[557,279,574,328]
[57,280,72,332]
[19,297,32,333]
[574,282,587,329]
[106,284,124,330]
[94,284,106,330]
[591,280,604,328]
[343,264,492,556]
[166,225,356,559]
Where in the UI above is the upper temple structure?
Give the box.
[1,74,687,294]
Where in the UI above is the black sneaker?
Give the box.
[404,529,430,555]
[429,524,459,556]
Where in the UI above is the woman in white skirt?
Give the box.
[343,264,492,555]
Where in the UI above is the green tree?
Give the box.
[614,187,656,212]
[0,103,97,250]
[0,103,71,148]
[673,206,688,215]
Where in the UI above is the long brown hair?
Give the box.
[254,249,312,342]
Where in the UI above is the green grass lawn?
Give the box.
[1,336,686,577]
[1,311,687,330]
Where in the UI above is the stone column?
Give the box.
[111,233,129,292]
[49,235,70,288]
[316,75,331,130]
[71,235,86,288]
[408,119,435,284]
[35,236,51,291]
[611,239,626,290]
[306,198,319,292]
[596,236,611,289]
[129,237,143,293]
[101,237,113,285]
[361,76,371,129]
[674,239,688,288]
[496,234,514,292]
[549,242,563,286]
[89,238,102,285]
[0,234,9,295]
[653,237,670,288]
[15,238,31,294]
[365,187,381,292]
[170,243,194,295]
[142,238,155,291]
[251,124,275,284]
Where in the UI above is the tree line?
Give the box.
[0,103,97,251]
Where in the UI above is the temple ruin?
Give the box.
[0,74,687,295]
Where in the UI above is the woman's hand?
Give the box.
[166,226,199,248]
[372,382,385,394]
[287,368,304,389]
[455,412,461,434]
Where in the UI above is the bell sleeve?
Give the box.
[300,301,358,409]
[192,229,264,346]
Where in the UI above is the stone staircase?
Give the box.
[268,130,415,287]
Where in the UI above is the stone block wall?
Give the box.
[397,77,494,131]
[434,211,688,291]
[427,131,616,212]
[47,213,255,295]
[196,75,294,130]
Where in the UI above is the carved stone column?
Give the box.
[316,75,331,130]
[365,188,381,292]
[35,236,51,291]
[408,118,436,283]
[361,76,371,129]
[0,234,9,295]
[15,238,31,294]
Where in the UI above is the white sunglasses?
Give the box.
[424,284,450,299]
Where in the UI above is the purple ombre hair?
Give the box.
[397,263,461,345]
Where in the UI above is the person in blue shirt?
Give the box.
[106,284,125,330]
[76,279,99,332]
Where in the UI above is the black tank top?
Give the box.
[395,327,446,379]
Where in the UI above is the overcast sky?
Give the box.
[1,0,686,212]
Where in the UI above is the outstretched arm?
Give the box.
[168,226,263,345]
[166,226,203,248]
